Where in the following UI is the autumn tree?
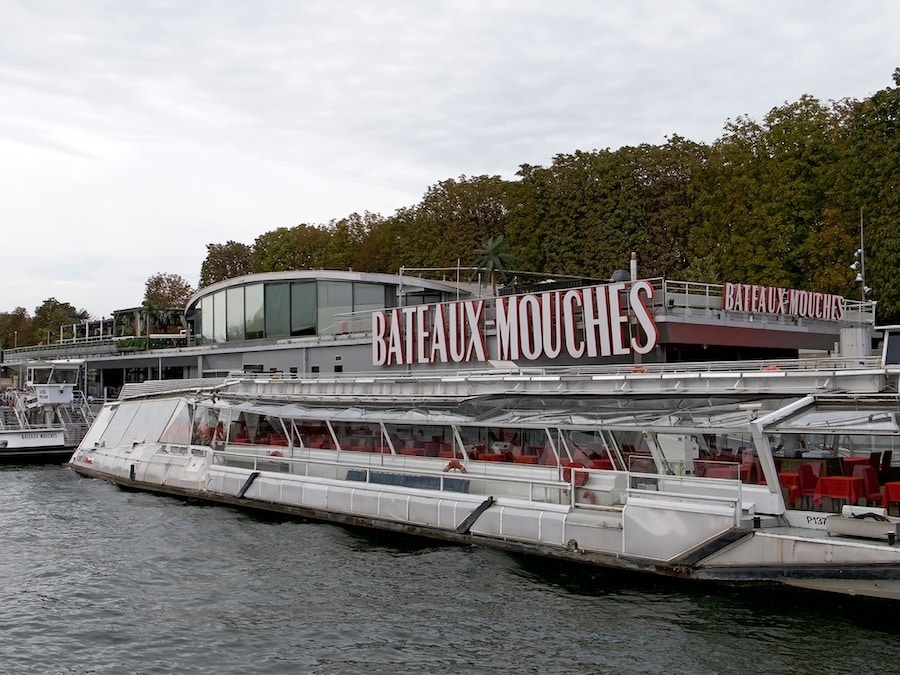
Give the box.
[145,273,194,308]
[198,241,254,287]
[0,307,32,349]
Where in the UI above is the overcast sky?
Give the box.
[2,0,898,318]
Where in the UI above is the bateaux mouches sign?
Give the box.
[372,281,658,366]
[722,282,844,320]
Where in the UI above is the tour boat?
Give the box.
[68,351,900,601]
[1,360,94,464]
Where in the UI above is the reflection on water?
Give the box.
[2,465,899,674]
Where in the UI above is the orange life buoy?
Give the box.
[563,461,588,487]
[631,366,649,374]
[763,365,781,371]
[267,450,283,457]
[443,459,467,473]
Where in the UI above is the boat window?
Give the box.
[80,404,118,449]
[97,399,181,447]
[333,421,381,453]
[562,429,614,467]
[49,367,78,385]
[159,400,193,445]
[385,424,458,457]
[456,426,547,463]
[28,367,51,385]
[296,420,332,449]
[192,405,226,445]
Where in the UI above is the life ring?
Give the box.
[580,489,597,505]
[631,366,649,374]
[443,459,467,473]
[267,450,283,457]
[763,365,781,371]
[563,461,588,487]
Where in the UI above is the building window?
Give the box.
[213,291,227,342]
[200,296,213,342]
[291,281,317,336]
[245,284,264,340]
[318,280,352,334]
[265,283,290,338]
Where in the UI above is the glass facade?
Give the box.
[189,277,455,345]
[226,287,245,341]
[264,283,290,338]
[245,284,264,340]
[317,281,352,334]
[290,282,316,336]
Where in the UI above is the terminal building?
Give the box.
[0,267,880,400]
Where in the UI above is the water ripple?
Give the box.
[2,465,899,674]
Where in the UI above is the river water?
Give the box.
[2,464,900,674]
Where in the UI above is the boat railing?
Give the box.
[211,444,603,506]
[209,443,748,515]
[226,354,883,385]
[320,277,878,338]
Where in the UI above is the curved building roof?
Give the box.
[185,269,478,312]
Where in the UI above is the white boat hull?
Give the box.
[69,441,900,601]
[0,428,71,463]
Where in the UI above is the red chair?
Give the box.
[880,450,894,482]
[869,451,882,472]
[854,465,884,506]
[798,463,819,509]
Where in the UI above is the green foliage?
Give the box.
[834,68,900,319]
[144,272,194,309]
[198,241,254,287]
[9,71,898,328]
[0,307,31,349]
[32,298,88,345]
[472,235,517,293]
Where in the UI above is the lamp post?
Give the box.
[849,209,871,302]
[14,330,17,348]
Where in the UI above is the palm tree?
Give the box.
[472,235,516,295]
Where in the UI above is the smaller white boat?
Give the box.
[0,360,94,464]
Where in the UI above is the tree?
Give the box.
[0,307,32,349]
[199,241,254,287]
[325,212,380,270]
[145,273,194,309]
[412,176,509,269]
[32,298,88,344]
[472,235,517,294]
[140,273,195,336]
[633,136,707,280]
[833,68,900,322]
[252,224,332,272]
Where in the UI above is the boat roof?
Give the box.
[200,390,900,438]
